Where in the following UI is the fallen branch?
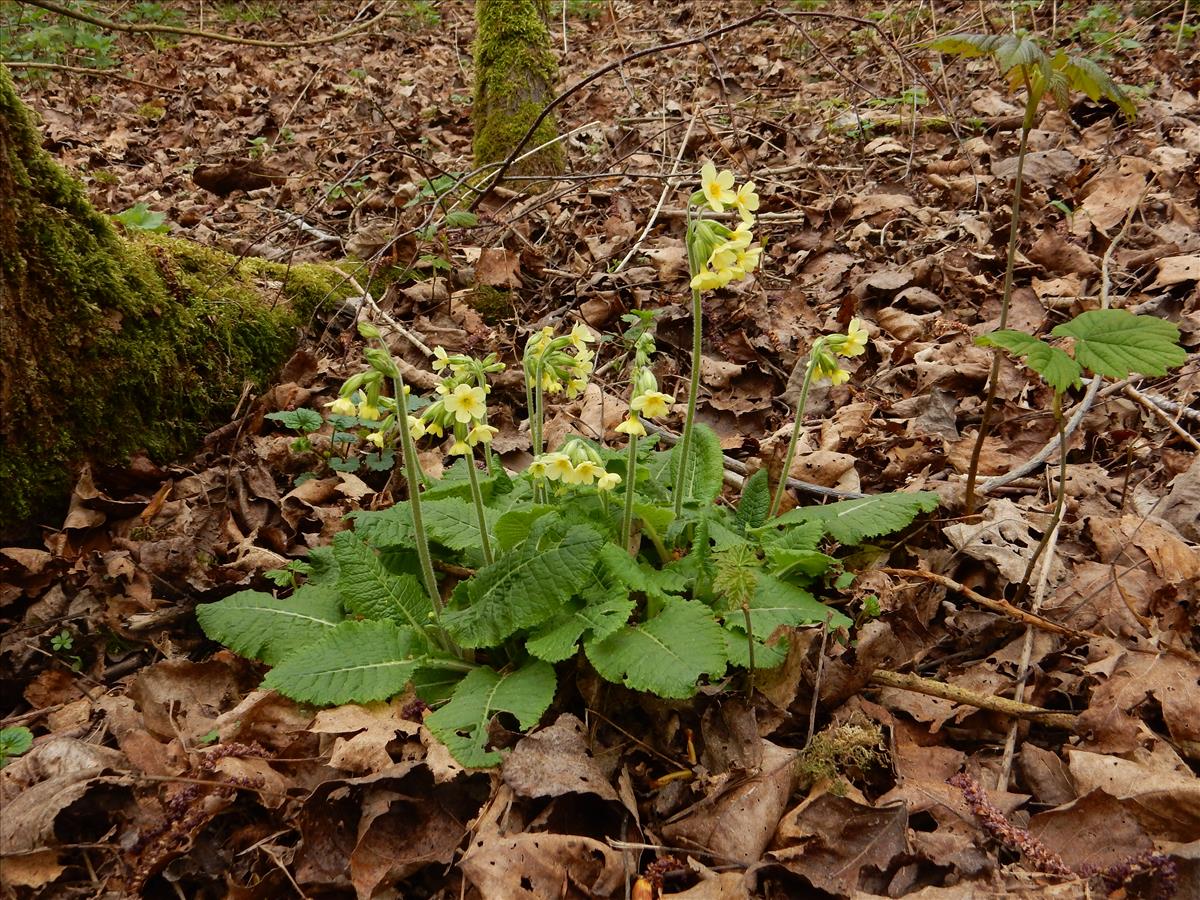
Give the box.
[869,670,1077,729]
[2,60,186,93]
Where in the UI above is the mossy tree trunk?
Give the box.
[473,0,565,177]
[0,66,351,538]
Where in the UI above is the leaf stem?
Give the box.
[964,100,1033,516]
[465,452,494,566]
[769,346,820,518]
[674,214,702,517]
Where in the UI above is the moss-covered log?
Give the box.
[472,0,564,177]
[0,66,353,537]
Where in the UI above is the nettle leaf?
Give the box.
[586,599,728,699]
[424,660,556,768]
[334,532,433,632]
[669,423,724,506]
[443,525,605,648]
[976,330,1082,393]
[265,408,324,433]
[735,468,771,530]
[195,585,343,666]
[1053,310,1186,380]
[764,493,939,545]
[349,503,414,549]
[263,619,425,705]
[422,497,500,553]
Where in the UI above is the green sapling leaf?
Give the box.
[1052,309,1186,380]
[424,661,557,768]
[976,330,1083,393]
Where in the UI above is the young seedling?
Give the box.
[928,32,1135,515]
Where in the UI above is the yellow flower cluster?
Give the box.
[617,367,672,440]
[529,439,621,490]
[812,318,869,385]
[689,163,763,293]
[523,323,596,399]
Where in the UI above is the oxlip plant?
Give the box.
[927,32,1135,515]
[197,168,939,769]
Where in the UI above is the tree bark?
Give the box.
[0,65,351,537]
[472,0,564,178]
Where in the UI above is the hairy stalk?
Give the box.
[621,432,639,554]
[674,216,702,516]
[769,347,820,517]
[465,453,494,565]
[741,602,756,694]
[964,104,1034,515]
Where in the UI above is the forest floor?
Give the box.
[1,1,1199,898]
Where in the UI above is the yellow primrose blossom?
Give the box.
[444,383,487,423]
[615,415,647,438]
[838,318,868,357]
[358,402,382,422]
[432,346,451,373]
[424,420,444,439]
[448,438,471,455]
[631,390,672,419]
[727,223,754,249]
[700,161,737,213]
[408,416,426,440]
[691,265,735,292]
[467,423,498,445]
[366,430,386,448]
[568,460,605,485]
[826,366,851,386]
[543,452,575,481]
[565,377,589,399]
[569,323,595,351]
[528,457,550,479]
[596,471,622,492]
[733,181,759,223]
[326,396,357,417]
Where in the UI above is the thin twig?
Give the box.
[869,670,1077,730]
[1124,383,1200,450]
[19,0,392,48]
[2,60,186,93]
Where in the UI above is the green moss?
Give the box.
[464,284,513,323]
[472,0,564,177]
[0,66,356,534]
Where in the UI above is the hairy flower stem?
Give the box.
[769,347,820,518]
[621,432,639,554]
[465,454,494,566]
[676,224,700,513]
[964,106,1034,516]
[1012,392,1066,607]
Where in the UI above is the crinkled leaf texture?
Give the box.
[763,492,939,545]
[333,532,432,631]
[424,661,556,768]
[669,423,724,506]
[195,585,343,667]
[735,467,771,530]
[1053,310,1186,380]
[586,599,728,699]
[735,573,852,635]
[976,330,1082,393]
[262,619,425,705]
[443,524,605,648]
[526,574,634,663]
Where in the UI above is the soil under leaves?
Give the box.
[2,2,1198,898]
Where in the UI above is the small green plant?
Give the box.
[50,629,73,652]
[247,136,270,159]
[977,309,1185,599]
[0,727,34,769]
[113,202,169,233]
[928,31,1134,515]
[198,167,938,769]
[0,2,118,69]
[1071,3,1141,58]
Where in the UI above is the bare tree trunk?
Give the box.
[0,66,350,538]
[472,0,565,178]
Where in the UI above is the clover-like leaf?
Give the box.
[1053,310,1186,380]
[976,330,1083,393]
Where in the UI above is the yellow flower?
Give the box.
[827,366,851,386]
[596,471,622,492]
[631,390,672,419]
[569,323,595,351]
[448,438,471,455]
[700,161,737,213]
[568,460,604,485]
[424,420,444,439]
[528,457,550,479]
[839,318,868,357]
[543,452,574,481]
[615,415,647,438]
[366,430,386,448]
[565,377,589,399]
[734,244,762,274]
[467,423,498,445]
[326,396,357,417]
[727,224,754,249]
[691,265,735,292]
[432,346,451,373]
[358,402,381,422]
[444,383,487,423]
[734,181,760,223]
[408,416,426,440]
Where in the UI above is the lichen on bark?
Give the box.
[0,66,354,535]
[472,0,565,178]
